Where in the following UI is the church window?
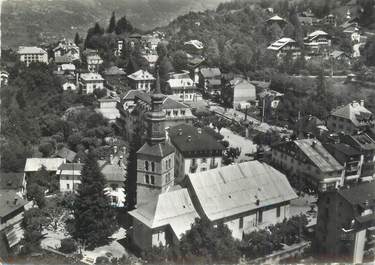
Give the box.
[145,175,150,184]
[151,162,155,172]
[145,161,149,171]
[151,175,155,185]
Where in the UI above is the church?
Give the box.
[128,74,297,251]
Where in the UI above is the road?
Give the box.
[220,127,257,161]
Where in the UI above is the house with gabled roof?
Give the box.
[267,37,301,59]
[199,67,222,95]
[266,15,287,27]
[304,30,331,55]
[86,54,103,73]
[271,139,344,192]
[327,100,374,135]
[127,69,155,92]
[17,46,48,66]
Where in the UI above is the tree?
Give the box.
[179,218,240,263]
[74,32,81,46]
[115,16,134,35]
[363,36,375,66]
[124,127,142,211]
[72,151,117,249]
[171,50,188,72]
[107,11,116,33]
[27,183,46,208]
[222,147,241,165]
[21,208,48,254]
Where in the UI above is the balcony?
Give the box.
[190,163,198,173]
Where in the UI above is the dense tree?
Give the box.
[363,36,375,66]
[38,142,55,157]
[27,183,46,208]
[171,50,188,72]
[21,208,48,254]
[74,32,81,46]
[115,16,134,35]
[124,127,142,211]
[179,218,240,263]
[107,11,117,33]
[72,151,118,249]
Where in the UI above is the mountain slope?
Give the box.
[1,0,228,49]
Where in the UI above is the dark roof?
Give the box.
[169,124,225,153]
[0,172,24,190]
[325,143,361,156]
[343,133,375,151]
[137,142,175,158]
[103,66,126,76]
[132,92,190,110]
[200,68,221,78]
[58,163,83,171]
[294,115,324,135]
[339,182,375,208]
[0,190,27,218]
[55,147,77,162]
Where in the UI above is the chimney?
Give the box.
[14,197,18,205]
[187,136,192,142]
[178,128,183,135]
[312,140,317,147]
[109,154,114,164]
[197,128,202,134]
[360,99,365,107]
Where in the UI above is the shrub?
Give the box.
[59,238,77,253]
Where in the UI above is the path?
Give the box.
[220,127,257,161]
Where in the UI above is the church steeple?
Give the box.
[146,70,166,145]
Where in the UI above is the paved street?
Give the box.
[220,127,257,161]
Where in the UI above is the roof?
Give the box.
[163,97,190,109]
[98,160,125,182]
[61,64,76,71]
[294,115,324,135]
[267,15,286,22]
[167,78,195,88]
[231,78,256,102]
[0,172,24,190]
[55,147,77,162]
[344,133,375,150]
[123,90,145,101]
[325,143,361,157]
[267,38,296,51]
[127,70,155,81]
[294,139,343,173]
[137,142,175,158]
[268,37,295,49]
[330,50,347,59]
[184,40,204,50]
[57,163,83,175]
[187,161,297,221]
[127,90,190,110]
[80,73,104,81]
[86,54,103,61]
[129,187,199,238]
[103,66,126,76]
[308,30,329,37]
[18,46,47,55]
[24,158,66,172]
[330,101,373,126]
[143,54,159,63]
[339,182,375,208]
[200,68,221,78]
[55,55,75,64]
[0,190,28,218]
[169,124,225,153]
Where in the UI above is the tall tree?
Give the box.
[107,11,116,33]
[171,50,188,72]
[124,127,142,211]
[73,151,117,249]
[115,16,134,35]
[74,32,81,46]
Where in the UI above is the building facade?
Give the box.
[127,70,155,92]
[79,73,104,94]
[17,46,48,66]
[86,54,103,73]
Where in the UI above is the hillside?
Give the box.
[1,0,229,49]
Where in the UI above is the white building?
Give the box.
[97,96,120,122]
[86,54,103,73]
[267,38,301,59]
[79,73,104,94]
[17,46,48,66]
[167,72,202,102]
[127,70,155,91]
[58,163,82,193]
[53,39,80,61]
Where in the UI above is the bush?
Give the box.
[59,238,77,253]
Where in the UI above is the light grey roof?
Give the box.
[331,101,372,126]
[24,158,66,172]
[18,46,47,55]
[98,160,125,182]
[0,190,27,218]
[187,161,297,221]
[129,187,199,239]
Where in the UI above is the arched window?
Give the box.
[151,162,155,172]
[145,161,149,171]
[145,175,150,184]
[151,175,155,185]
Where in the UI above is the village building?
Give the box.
[53,39,80,62]
[271,139,344,192]
[61,76,77,92]
[327,100,374,135]
[57,63,76,75]
[183,40,204,56]
[168,124,225,183]
[329,50,351,65]
[166,72,202,102]
[304,30,331,55]
[86,54,103,73]
[315,182,375,263]
[297,9,317,25]
[258,89,284,110]
[127,69,155,92]
[186,161,298,240]
[294,115,327,139]
[17,46,48,66]
[96,96,120,122]
[142,54,158,70]
[226,77,256,110]
[24,158,66,184]
[54,146,77,163]
[267,38,301,59]
[79,73,105,94]
[266,15,287,27]
[340,133,375,182]
[0,190,30,258]
[58,163,83,193]
[1,70,9,86]
[199,67,222,95]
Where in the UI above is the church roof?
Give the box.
[129,186,199,239]
[137,142,175,158]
